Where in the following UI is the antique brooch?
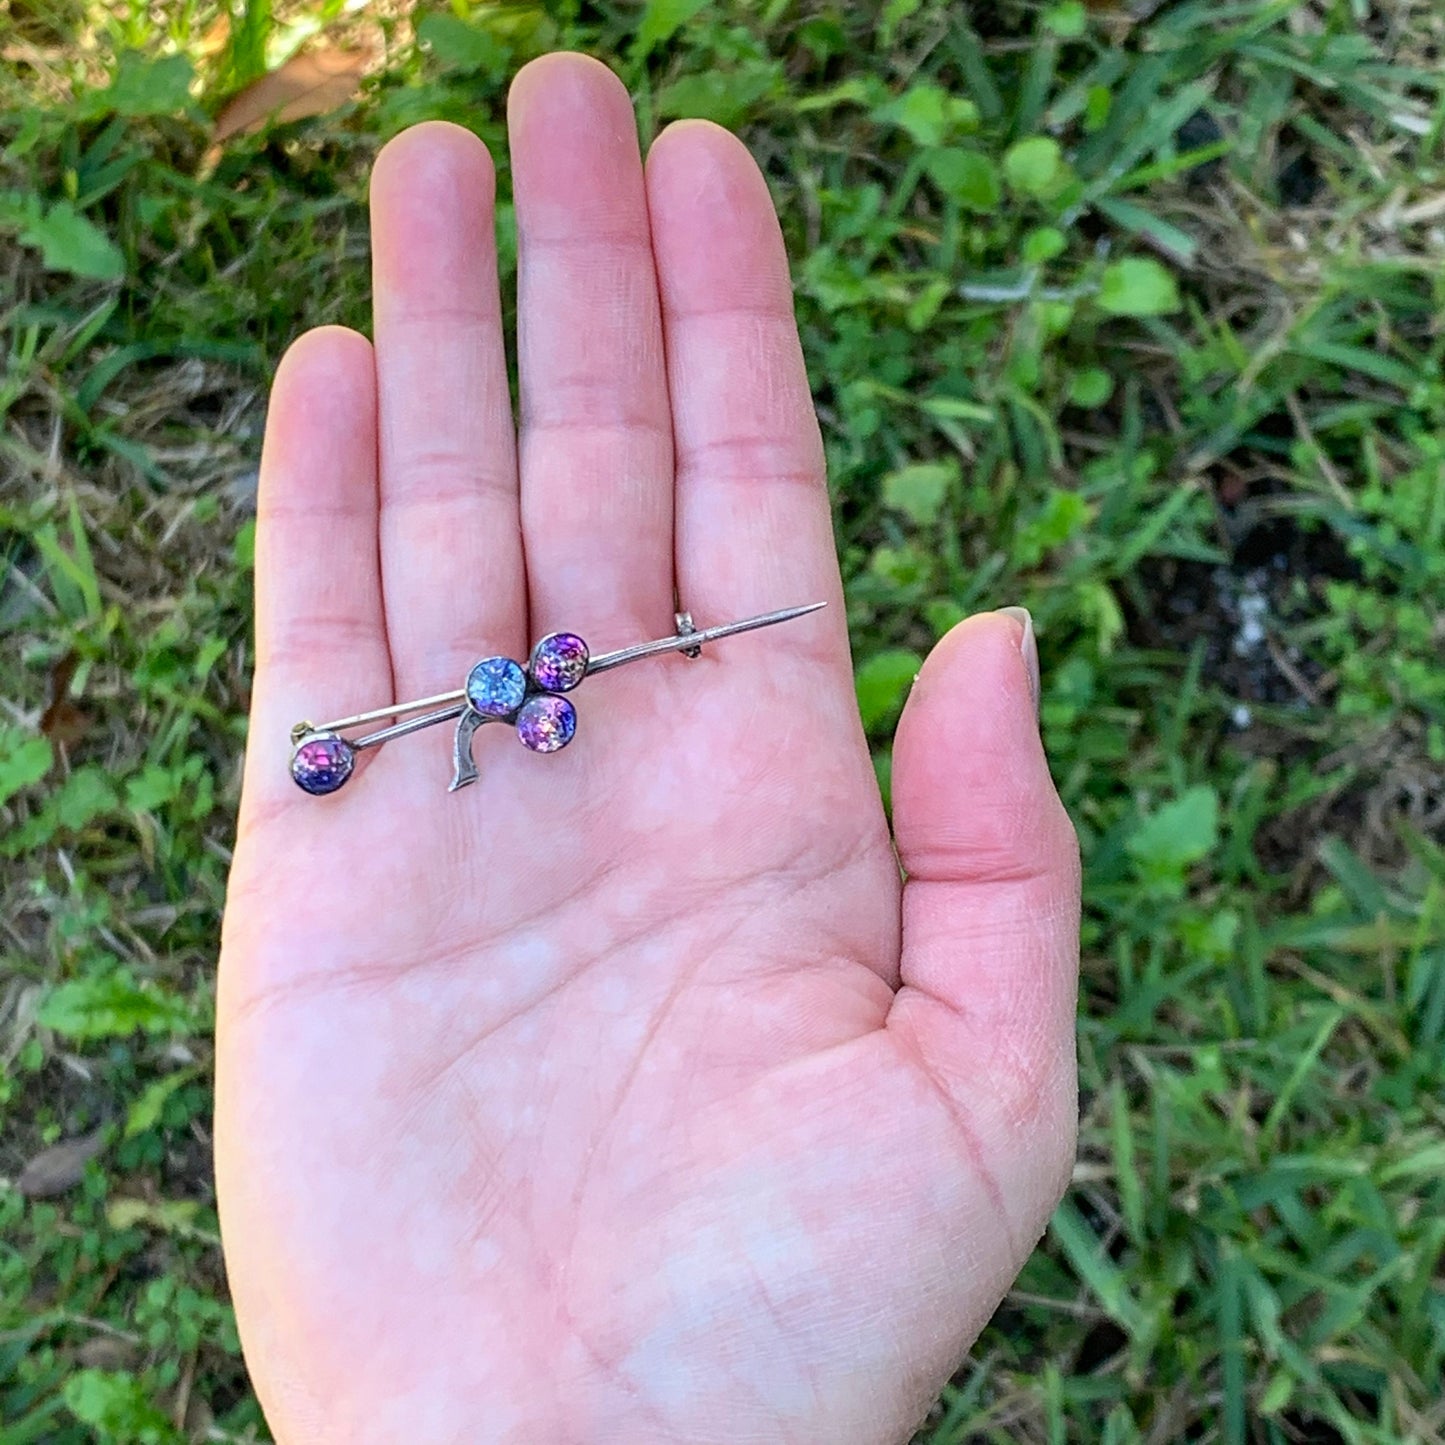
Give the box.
[288,602,825,796]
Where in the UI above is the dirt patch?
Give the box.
[1131,471,1358,717]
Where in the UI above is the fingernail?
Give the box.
[998,607,1040,718]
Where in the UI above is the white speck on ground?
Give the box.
[1233,573,1271,656]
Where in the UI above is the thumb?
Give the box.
[886,609,1081,1243]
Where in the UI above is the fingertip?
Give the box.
[893,610,1073,886]
[646,119,779,245]
[371,120,495,202]
[647,117,760,190]
[646,117,794,338]
[266,327,376,472]
[506,51,645,245]
[275,324,373,386]
[369,127,496,303]
[507,50,632,133]
[902,611,1032,721]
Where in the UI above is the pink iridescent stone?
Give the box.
[291,733,354,795]
[530,632,589,693]
[516,695,577,753]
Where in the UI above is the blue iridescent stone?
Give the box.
[466,656,527,718]
[530,632,589,693]
[291,733,354,795]
[516,695,577,753]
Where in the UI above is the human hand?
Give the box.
[216,52,1081,1445]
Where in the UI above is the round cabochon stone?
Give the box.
[516,694,577,753]
[291,733,354,795]
[466,656,527,718]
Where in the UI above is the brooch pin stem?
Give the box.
[289,600,826,796]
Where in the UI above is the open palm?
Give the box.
[217,54,1080,1445]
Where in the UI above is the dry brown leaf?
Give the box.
[196,13,232,61]
[39,650,88,749]
[17,1127,106,1197]
[76,1335,139,1371]
[213,48,370,143]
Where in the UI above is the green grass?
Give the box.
[2,1,1443,1441]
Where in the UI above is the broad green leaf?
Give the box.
[634,0,711,59]
[877,83,945,145]
[1023,226,1067,263]
[1259,1370,1295,1416]
[1044,1,1088,36]
[1127,786,1219,874]
[125,1068,197,1139]
[106,1196,204,1235]
[1004,136,1064,197]
[1068,368,1114,407]
[1097,256,1181,316]
[1077,579,1126,652]
[875,84,977,146]
[655,63,782,127]
[64,1370,171,1434]
[0,728,52,808]
[855,650,923,732]
[234,515,257,571]
[126,764,182,813]
[0,188,36,228]
[101,51,194,115]
[879,0,924,46]
[19,202,125,281]
[54,767,119,831]
[869,542,932,590]
[925,148,1000,212]
[924,599,967,636]
[1016,488,1091,567]
[793,77,881,115]
[882,461,957,525]
[904,277,951,331]
[38,968,192,1041]
[415,13,508,74]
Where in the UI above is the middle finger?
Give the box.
[509,54,675,646]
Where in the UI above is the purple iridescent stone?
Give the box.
[530,632,589,693]
[466,656,527,717]
[516,694,577,753]
[291,733,354,796]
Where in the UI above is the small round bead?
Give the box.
[291,733,355,796]
[529,632,589,693]
[515,695,577,753]
[466,656,527,717]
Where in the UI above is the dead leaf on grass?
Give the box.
[213,48,371,142]
[39,650,88,749]
[17,1127,106,1197]
[77,1335,139,1371]
[195,13,232,61]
